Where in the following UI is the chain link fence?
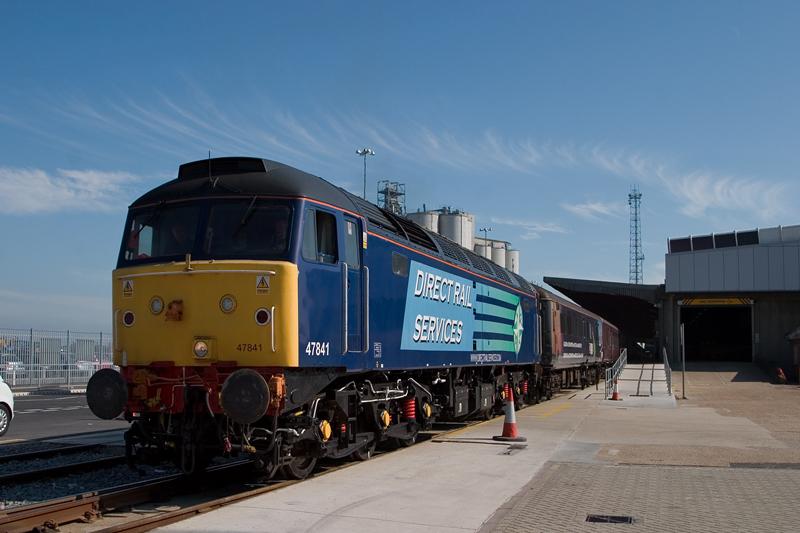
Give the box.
[0,328,114,387]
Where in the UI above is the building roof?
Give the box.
[544,277,663,304]
[665,224,800,294]
[543,277,663,340]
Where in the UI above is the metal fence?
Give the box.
[662,346,672,394]
[605,348,628,399]
[0,328,113,387]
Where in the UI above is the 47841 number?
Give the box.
[305,341,330,356]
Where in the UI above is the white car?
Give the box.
[0,374,13,437]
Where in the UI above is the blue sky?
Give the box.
[1,1,798,332]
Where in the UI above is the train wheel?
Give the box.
[350,439,377,461]
[532,384,541,405]
[281,456,318,480]
[394,435,417,448]
[393,427,418,448]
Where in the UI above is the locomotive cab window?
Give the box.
[120,199,292,265]
[203,200,292,258]
[124,204,201,261]
[302,208,338,264]
[343,218,361,268]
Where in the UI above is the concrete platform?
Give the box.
[157,363,798,533]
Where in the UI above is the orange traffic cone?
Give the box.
[610,379,622,401]
[493,385,527,442]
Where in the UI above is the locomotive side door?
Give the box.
[342,216,363,357]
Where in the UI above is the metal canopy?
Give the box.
[543,277,663,340]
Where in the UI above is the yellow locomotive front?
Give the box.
[88,184,302,471]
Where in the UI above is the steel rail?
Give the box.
[0,460,255,533]
[0,443,105,464]
[0,454,127,486]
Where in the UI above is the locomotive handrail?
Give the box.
[362,266,370,353]
[341,262,348,354]
[113,309,120,352]
[270,305,276,353]
[662,346,672,394]
[117,269,277,279]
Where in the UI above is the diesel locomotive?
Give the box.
[87,157,619,478]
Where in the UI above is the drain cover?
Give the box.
[586,515,635,524]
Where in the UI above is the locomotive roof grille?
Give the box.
[491,263,513,284]
[385,211,439,252]
[343,194,401,233]
[463,249,495,276]
[512,273,533,293]
[428,233,470,264]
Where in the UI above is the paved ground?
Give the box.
[486,363,800,532]
[156,362,800,533]
[0,394,128,443]
[488,462,800,533]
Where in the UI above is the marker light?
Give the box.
[123,311,135,327]
[193,340,209,358]
[149,296,164,315]
[219,295,237,314]
[255,308,271,326]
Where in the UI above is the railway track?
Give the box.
[0,445,127,486]
[0,459,255,533]
[0,420,481,533]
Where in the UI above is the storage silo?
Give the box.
[506,249,520,274]
[406,210,439,233]
[474,244,490,259]
[491,242,507,268]
[439,211,475,250]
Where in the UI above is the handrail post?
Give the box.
[362,266,369,353]
[341,262,349,354]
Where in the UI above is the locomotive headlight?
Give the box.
[254,308,271,326]
[219,295,237,314]
[122,311,135,327]
[193,340,209,358]
[149,296,164,315]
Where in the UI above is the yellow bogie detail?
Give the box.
[112,260,299,368]
[422,402,432,419]
[380,409,392,428]
[319,420,332,441]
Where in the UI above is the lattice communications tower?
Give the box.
[377,180,406,216]
[628,185,644,284]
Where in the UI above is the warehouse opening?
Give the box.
[680,305,752,362]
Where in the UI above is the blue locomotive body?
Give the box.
[297,214,539,372]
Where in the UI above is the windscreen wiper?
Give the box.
[232,196,258,238]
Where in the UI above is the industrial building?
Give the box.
[547,224,800,374]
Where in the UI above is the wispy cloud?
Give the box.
[489,217,568,240]
[10,86,793,223]
[582,147,791,222]
[0,167,145,214]
[560,200,625,220]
